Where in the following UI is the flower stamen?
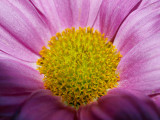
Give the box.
[37,27,122,108]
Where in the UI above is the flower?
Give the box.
[0,0,160,120]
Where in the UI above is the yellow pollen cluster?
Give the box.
[37,27,122,108]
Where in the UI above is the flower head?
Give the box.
[37,27,121,108]
[0,0,160,120]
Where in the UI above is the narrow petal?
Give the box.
[31,0,79,31]
[0,0,51,62]
[78,104,112,120]
[95,0,141,40]
[0,54,44,119]
[14,90,76,120]
[78,0,102,28]
[30,0,61,34]
[31,0,102,31]
[114,1,160,55]
[53,0,79,29]
[0,26,39,62]
[117,35,160,95]
[78,89,160,120]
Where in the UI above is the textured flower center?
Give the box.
[37,27,122,108]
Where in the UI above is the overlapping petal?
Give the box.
[138,0,160,8]
[78,0,102,28]
[78,89,160,120]
[52,0,79,29]
[31,0,79,32]
[29,0,61,34]
[31,0,102,31]
[0,0,160,119]
[151,94,160,108]
[13,89,160,120]
[0,0,51,62]
[94,0,141,40]
[14,90,76,120]
[113,1,160,96]
[0,52,43,119]
[114,1,160,55]
[117,36,160,95]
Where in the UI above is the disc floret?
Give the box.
[37,27,122,108]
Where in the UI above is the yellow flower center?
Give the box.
[37,27,122,108]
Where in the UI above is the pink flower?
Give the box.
[0,0,160,120]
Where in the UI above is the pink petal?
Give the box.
[31,0,79,31]
[151,94,160,108]
[0,54,44,119]
[78,104,112,120]
[117,36,160,95]
[114,2,160,55]
[15,90,76,120]
[0,57,43,93]
[0,0,51,62]
[31,0,102,31]
[78,0,102,28]
[138,0,160,8]
[29,0,61,34]
[0,26,39,62]
[95,0,141,40]
[53,0,79,29]
[78,89,160,120]
[0,51,38,69]
[98,89,160,120]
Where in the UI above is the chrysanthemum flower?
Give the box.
[0,0,160,120]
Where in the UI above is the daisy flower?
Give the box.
[0,0,160,120]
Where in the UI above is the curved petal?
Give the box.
[0,53,44,119]
[151,94,160,108]
[78,89,160,120]
[117,35,160,95]
[94,0,141,40]
[53,0,79,29]
[14,90,76,120]
[29,0,61,34]
[0,0,51,62]
[138,0,160,8]
[78,0,102,28]
[31,0,102,31]
[78,104,112,120]
[31,0,79,32]
[114,1,160,55]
